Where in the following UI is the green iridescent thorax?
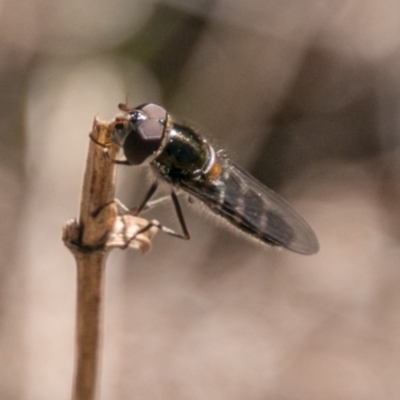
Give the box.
[152,120,210,183]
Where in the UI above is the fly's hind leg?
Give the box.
[124,189,190,247]
[123,183,190,240]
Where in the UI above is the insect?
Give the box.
[94,103,319,255]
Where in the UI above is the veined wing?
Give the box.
[180,161,319,255]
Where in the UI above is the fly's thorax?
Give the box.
[151,121,214,182]
[202,146,223,182]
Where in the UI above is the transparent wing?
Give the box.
[180,161,319,255]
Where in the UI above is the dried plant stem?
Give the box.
[65,119,118,400]
[73,252,105,400]
[63,117,158,400]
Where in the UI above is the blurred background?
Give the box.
[1,0,400,399]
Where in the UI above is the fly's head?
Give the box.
[113,103,167,165]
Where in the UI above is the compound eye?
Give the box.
[136,103,167,122]
[123,107,166,165]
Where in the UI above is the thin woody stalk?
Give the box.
[63,117,158,400]
[66,119,118,400]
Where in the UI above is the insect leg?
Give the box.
[111,159,131,165]
[124,190,190,246]
[89,132,130,165]
[89,132,109,148]
[118,195,176,214]
[132,181,159,215]
[91,182,162,218]
[91,198,126,218]
[141,192,195,213]
[143,195,172,212]
[123,219,188,248]
[94,182,190,244]
[170,190,190,239]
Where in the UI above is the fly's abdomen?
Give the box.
[216,182,295,247]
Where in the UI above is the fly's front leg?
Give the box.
[89,132,130,165]
[116,196,173,215]
[91,182,159,219]
[131,182,159,215]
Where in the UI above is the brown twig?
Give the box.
[63,118,118,400]
[63,118,157,400]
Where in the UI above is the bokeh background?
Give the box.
[1,0,400,399]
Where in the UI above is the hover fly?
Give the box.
[94,103,319,255]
